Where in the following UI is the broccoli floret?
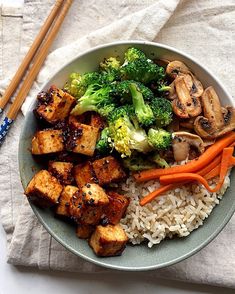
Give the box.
[100,57,120,70]
[98,103,116,118]
[129,82,154,127]
[122,154,156,171]
[64,72,101,98]
[150,98,173,127]
[99,57,121,83]
[120,58,165,85]
[150,153,169,168]
[70,83,115,117]
[147,128,172,150]
[96,128,112,155]
[124,47,146,62]
[113,80,154,103]
[108,106,152,157]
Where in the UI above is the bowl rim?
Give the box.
[19,40,235,271]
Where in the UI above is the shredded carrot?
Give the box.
[211,147,234,192]
[140,147,235,205]
[159,148,234,192]
[134,132,235,182]
[159,173,216,192]
[139,183,186,206]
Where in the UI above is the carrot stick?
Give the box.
[211,147,234,192]
[140,148,235,205]
[197,154,222,176]
[139,183,186,206]
[159,173,216,192]
[160,148,234,192]
[204,156,235,180]
[134,132,235,182]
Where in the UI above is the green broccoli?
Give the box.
[120,57,165,85]
[129,82,154,127]
[108,106,152,157]
[121,47,164,82]
[100,57,120,70]
[147,128,172,150]
[124,47,146,62]
[99,57,121,83]
[122,154,157,171]
[113,80,154,103]
[96,127,112,154]
[150,98,173,127]
[70,83,115,117]
[150,153,169,168]
[64,72,101,98]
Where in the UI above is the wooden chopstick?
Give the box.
[0,0,64,114]
[0,0,73,145]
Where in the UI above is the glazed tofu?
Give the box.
[48,161,74,185]
[25,170,63,207]
[79,183,109,225]
[36,86,75,123]
[89,224,128,257]
[81,183,109,206]
[92,156,126,186]
[73,162,97,187]
[31,129,64,155]
[90,113,105,130]
[69,123,99,156]
[69,190,83,221]
[103,192,129,225]
[76,223,95,239]
[55,185,79,217]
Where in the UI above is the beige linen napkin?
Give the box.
[0,0,235,288]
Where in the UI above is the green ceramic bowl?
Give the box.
[18,41,235,270]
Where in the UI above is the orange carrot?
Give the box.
[197,154,222,176]
[159,148,234,193]
[139,183,187,206]
[159,173,216,192]
[211,147,234,192]
[140,147,235,205]
[134,132,235,182]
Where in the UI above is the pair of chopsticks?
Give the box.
[0,0,73,145]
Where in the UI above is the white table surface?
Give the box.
[0,1,234,293]
[1,226,234,294]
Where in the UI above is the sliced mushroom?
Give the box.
[180,117,196,129]
[166,61,190,79]
[179,73,203,98]
[173,76,202,118]
[166,61,204,98]
[172,131,205,162]
[194,87,235,138]
[154,58,170,68]
[215,106,235,137]
[194,86,225,138]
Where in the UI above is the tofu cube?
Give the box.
[36,86,75,123]
[74,161,98,187]
[31,129,64,154]
[81,183,109,206]
[48,161,74,185]
[79,183,109,225]
[25,170,63,207]
[55,185,79,217]
[69,190,83,221]
[90,113,105,130]
[67,122,99,156]
[92,156,126,186]
[103,191,129,225]
[76,223,95,239]
[89,224,128,256]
